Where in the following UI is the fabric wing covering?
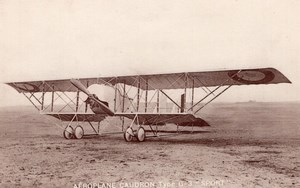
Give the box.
[44,112,210,127]
[6,68,291,93]
[45,113,106,122]
[115,113,209,126]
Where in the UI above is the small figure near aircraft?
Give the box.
[6,68,291,142]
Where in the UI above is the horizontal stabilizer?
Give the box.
[177,118,210,127]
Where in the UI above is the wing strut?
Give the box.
[194,85,232,114]
[188,70,242,113]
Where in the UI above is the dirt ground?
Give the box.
[0,102,299,188]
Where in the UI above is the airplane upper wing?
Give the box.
[6,67,291,93]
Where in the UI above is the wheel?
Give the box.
[136,127,146,142]
[63,126,74,139]
[74,125,84,139]
[124,127,134,142]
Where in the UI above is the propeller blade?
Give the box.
[70,79,91,95]
[70,79,115,116]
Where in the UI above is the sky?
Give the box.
[0,0,299,106]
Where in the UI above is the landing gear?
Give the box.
[74,125,84,139]
[63,125,85,139]
[63,126,74,139]
[123,114,146,142]
[123,127,146,142]
[124,127,134,142]
[136,127,146,142]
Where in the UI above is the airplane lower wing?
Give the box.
[115,113,209,127]
[44,113,106,122]
[44,112,209,127]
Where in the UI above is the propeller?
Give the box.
[70,79,114,116]
[70,79,91,96]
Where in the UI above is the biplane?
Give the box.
[6,68,291,142]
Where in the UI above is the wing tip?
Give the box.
[267,67,292,84]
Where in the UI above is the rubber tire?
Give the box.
[124,127,134,142]
[136,127,146,142]
[63,126,74,139]
[74,125,84,139]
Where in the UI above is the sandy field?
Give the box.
[0,102,299,188]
